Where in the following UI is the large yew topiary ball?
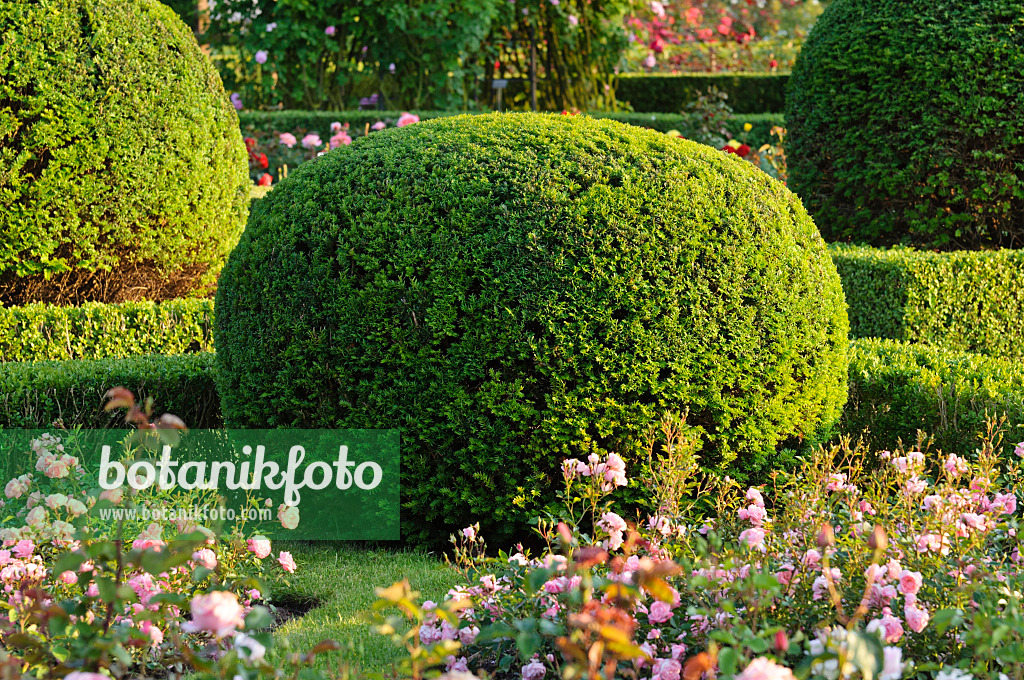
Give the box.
[215,113,849,545]
[786,0,1024,249]
[0,0,250,304]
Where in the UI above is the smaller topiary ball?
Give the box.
[786,0,1024,249]
[0,0,250,304]
[215,113,849,546]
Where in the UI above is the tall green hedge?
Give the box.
[0,300,214,362]
[215,112,848,546]
[615,73,788,114]
[845,338,1024,460]
[786,0,1024,248]
[0,353,221,429]
[0,0,250,305]
[831,245,1024,359]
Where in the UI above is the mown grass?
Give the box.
[268,542,461,673]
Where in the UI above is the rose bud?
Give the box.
[817,523,835,548]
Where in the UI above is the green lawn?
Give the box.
[270,543,461,672]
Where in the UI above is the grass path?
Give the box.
[270,543,462,672]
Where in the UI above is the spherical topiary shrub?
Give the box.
[215,113,849,545]
[0,0,250,304]
[786,0,1024,249]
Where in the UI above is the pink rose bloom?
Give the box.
[183,591,245,638]
[867,612,903,643]
[278,551,297,573]
[994,493,1017,514]
[462,525,476,541]
[652,658,681,680]
[25,507,45,527]
[859,499,876,515]
[139,619,163,648]
[905,605,929,633]
[60,570,77,585]
[522,659,546,680]
[325,25,336,35]
[301,133,323,149]
[192,549,217,570]
[459,625,479,645]
[649,1,666,17]
[371,121,386,130]
[738,528,766,551]
[735,657,796,680]
[648,600,673,624]
[14,539,34,558]
[745,487,765,507]
[825,473,847,492]
[1015,441,1024,457]
[904,477,927,495]
[279,132,298,147]
[898,570,922,596]
[64,674,110,680]
[802,549,821,567]
[99,488,123,504]
[738,504,767,526]
[567,14,578,25]
[247,537,272,559]
[254,50,268,64]
[278,504,300,530]
[396,112,420,127]
[329,132,351,148]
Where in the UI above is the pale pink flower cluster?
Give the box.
[301,133,323,149]
[736,657,796,680]
[397,112,420,127]
[279,132,297,147]
[562,453,628,491]
[597,511,627,550]
[30,436,78,480]
[182,590,245,638]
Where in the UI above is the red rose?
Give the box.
[244,137,257,150]
[721,145,736,154]
[737,144,751,157]
[258,173,273,186]
[258,153,269,169]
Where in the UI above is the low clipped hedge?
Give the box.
[239,110,784,147]
[844,338,1024,460]
[0,353,221,429]
[0,300,214,362]
[215,112,848,546]
[615,73,788,114]
[832,245,1024,359]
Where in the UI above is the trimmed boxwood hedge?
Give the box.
[0,299,214,362]
[215,112,849,545]
[787,0,1024,248]
[0,0,250,304]
[239,110,783,147]
[845,338,1024,461]
[615,73,788,114]
[0,353,221,429]
[831,245,1024,360]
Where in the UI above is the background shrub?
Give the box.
[786,0,1024,249]
[614,73,788,114]
[844,338,1024,461]
[832,245,1024,360]
[0,353,221,429]
[0,300,214,362]
[215,113,849,545]
[0,0,250,305]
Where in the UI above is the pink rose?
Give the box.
[278,551,297,573]
[522,659,546,680]
[735,657,796,680]
[247,537,272,559]
[459,625,479,645]
[278,504,300,530]
[897,570,922,596]
[648,600,673,624]
[301,133,323,149]
[738,528,766,551]
[652,658,681,680]
[371,121,386,130]
[60,570,78,585]
[396,112,420,127]
[279,132,298,148]
[14,539,34,558]
[904,605,929,633]
[461,526,476,541]
[183,591,244,638]
[192,549,218,570]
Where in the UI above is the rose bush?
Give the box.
[0,390,339,678]
[369,414,1023,679]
